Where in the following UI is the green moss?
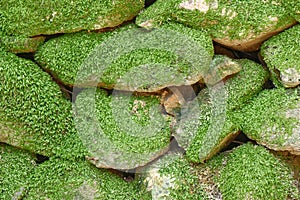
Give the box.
[74,88,171,169]
[234,88,300,151]
[173,58,268,163]
[25,157,146,200]
[0,0,143,37]
[35,22,213,91]
[261,24,300,88]
[137,0,295,40]
[0,50,87,159]
[217,143,299,200]
[0,35,45,53]
[0,143,36,200]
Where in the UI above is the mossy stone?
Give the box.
[173,58,268,163]
[0,0,143,37]
[216,143,299,200]
[136,0,296,51]
[35,22,214,92]
[136,153,211,199]
[25,157,148,200]
[261,24,300,88]
[0,50,87,159]
[235,88,300,155]
[0,143,36,200]
[0,35,45,53]
[74,88,172,169]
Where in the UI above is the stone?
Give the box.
[235,88,300,155]
[35,22,214,92]
[0,143,36,200]
[25,157,149,200]
[261,24,300,88]
[0,49,87,159]
[136,0,296,51]
[74,88,172,169]
[170,58,268,163]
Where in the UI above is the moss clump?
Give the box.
[261,24,300,88]
[0,143,36,200]
[35,22,213,92]
[0,35,45,53]
[25,157,147,200]
[216,143,299,200]
[74,88,172,169]
[0,50,87,159]
[173,58,268,163]
[136,0,295,50]
[234,88,300,154]
[0,0,143,37]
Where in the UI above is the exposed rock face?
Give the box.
[235,88,300,155]
[35,22,214,92]
[261,24,300,88]
[136,0,297,51]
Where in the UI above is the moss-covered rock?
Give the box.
[137,153,212,199]
[137,143,299,199]
[0,143,36,200]
[172,58,268,163]
[136,0,296,51]
[74,88,172,169]
[261,24,300,88]
[35,22,214,92]
[0,50,87,159]
[25,157,148,200]
[216,143,299,200]
[0,35,45,53]
[0,0,143,37]
[235,88,300,155]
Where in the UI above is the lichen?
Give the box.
[261,24,300,88]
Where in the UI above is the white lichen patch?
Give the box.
[179,0,218,13]
[145,168,177,200]
[280,68,300,87]
[221,8,237,20]
[139,20,155,28]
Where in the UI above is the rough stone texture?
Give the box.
[137,144,299,200]
[261,24,300,88]
[74,88,172,170]
[0,49,87,159]
[0,143,36,200]
[136,0,296,51]
[235,88,300,155]
[35,22,214,92]
[25,157,148,200]
[171,58,268,163]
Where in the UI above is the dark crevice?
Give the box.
[263,79,276,89]
[221,132,256,152]
[16,52,35,61]
[145,0,157,8]
[35,154,49,164]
